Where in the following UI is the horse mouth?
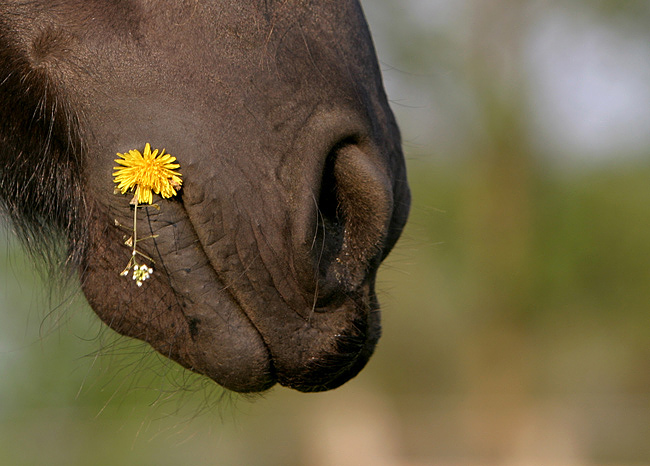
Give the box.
[172,270,381,393]
[179,220,381,393]
[125,196,382,393]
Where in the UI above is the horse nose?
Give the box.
[308,140,394,303]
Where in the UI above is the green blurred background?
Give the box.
[1,1,649,465]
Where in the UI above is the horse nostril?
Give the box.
[314,141,393,298]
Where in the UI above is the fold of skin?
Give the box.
[3,1,410,392]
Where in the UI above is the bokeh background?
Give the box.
[1,1,649,464]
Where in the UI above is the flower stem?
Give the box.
[132,186,140,258]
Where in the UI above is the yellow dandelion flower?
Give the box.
[113,143,182,205]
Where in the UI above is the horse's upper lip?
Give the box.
[276,294,381,392]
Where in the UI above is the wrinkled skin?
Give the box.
[0,1,410,392]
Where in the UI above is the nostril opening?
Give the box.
[313,139,393,296]
[317,142,342,225]
[314,140,353,279]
